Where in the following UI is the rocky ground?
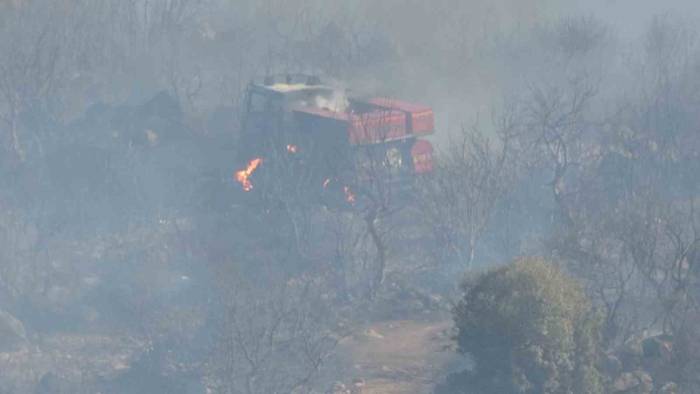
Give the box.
[0,304,461,393]
[0,332,142,393]
[332,315,468,394]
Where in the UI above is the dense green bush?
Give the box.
[445,258,603,394]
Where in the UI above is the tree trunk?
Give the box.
[366,212,386,299]
[10,116,25,162]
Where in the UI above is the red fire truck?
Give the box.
[235,74,435,206]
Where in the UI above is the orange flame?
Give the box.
[235,157,263,192]
[343,186,356,205]
[286,144,298,153]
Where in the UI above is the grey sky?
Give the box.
[569,0,700,38]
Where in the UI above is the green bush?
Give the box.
[447,258,603,394]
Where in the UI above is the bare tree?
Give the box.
[0,1,71,162]
[417,107,517,269]
[542,16,700,348]
[209,273,339,394]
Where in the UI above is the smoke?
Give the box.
[314,89,349,113]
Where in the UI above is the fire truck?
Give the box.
[235,74,435,206]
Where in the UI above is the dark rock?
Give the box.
[34,372,63,394]
[138,91,183,124]
[658,382,679,394]
[601,352,623,376]
[619,335,644,370]
[0,309,27,352]
[642,334,673,362]
[612,370,653,393]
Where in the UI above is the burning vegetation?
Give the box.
[343,186,356,205]
[321,178,356,205]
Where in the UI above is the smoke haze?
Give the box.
[2,1,700,393]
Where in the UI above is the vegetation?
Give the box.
[443,258,602,394]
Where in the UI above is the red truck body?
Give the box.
[238,75,436,199]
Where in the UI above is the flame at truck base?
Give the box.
[235,157,263,191]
